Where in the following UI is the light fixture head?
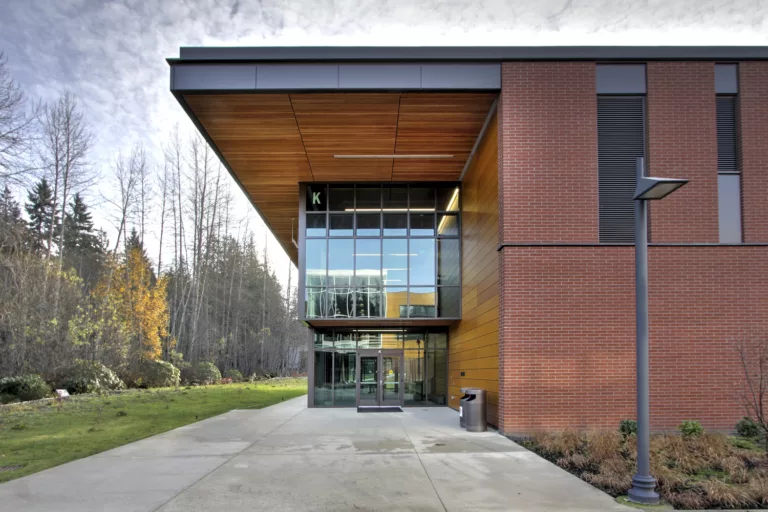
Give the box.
[634,177,688,200]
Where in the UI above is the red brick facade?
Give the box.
[497,61,768,435]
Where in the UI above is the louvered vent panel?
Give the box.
[598,96,645,243]
[716,96,738,172]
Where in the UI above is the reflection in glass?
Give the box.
[357,332,381,349]
[437,186,460,211]
[438,287,460,318]
[356,185,381,210]
[383,287,407,318]
[383,186,408,210]
[408,287,436,318]
[307,184,327,212]
[328,239,353,286]
[437,239,460,285]
[381,333,403,349]
[334,332,356,350]
[410,213,435,236]
[313,332,333,349]
[383,213,407,236]
[306,288,326,318]
[355,239,381,286]
[306,214,326,237]
[437,214,459,237]
[329,186,354,211]
[333,351,356,405]
[381,355,401,405]
[383,239,408,285]
[427,332,447,349]
[356,213,381,236]
[327,287,353,318]
[329,214,353,236]
[427,350,447,405]
[404,334,425,350]
[313,351,333,405]
[355,288,382,318]
[404,349,425,405]
[359,356,378,406]
[409,187,436,210]
[409,239,435,286]
[305,239,326,286]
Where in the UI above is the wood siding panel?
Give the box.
[448,112,500,426]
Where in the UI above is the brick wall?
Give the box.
[739,61,768,242]
[497,61,768,434]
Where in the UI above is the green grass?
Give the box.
[0,378,307,483]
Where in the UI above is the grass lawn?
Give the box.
[0,378,307,483]
[522,429,768,509]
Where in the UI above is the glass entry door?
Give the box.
[356,349,403,407]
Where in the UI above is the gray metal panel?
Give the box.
[717,96,738,172]
[715,64,738,93]
[339,64,421,88]
[596,64,647,94]
[257,64,339,89]
[176,46,768,62]
[172,64,256,90]
[420,64,500,89]
[718,174,743,243]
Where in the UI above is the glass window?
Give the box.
[381,333,402,349]
[307,184,327,212]
[437,186,460,212]
[328,186,354,211]
[409,239,435,286]
[437,214,459,237]
[383,213,407,236]
[305,239,326,286]
[409,187,436,210]
[438,287,460,318]
[383,239,408,286]
[328,239,353,286]
[306,214,326,237]
[334,332,356,350]
[404,334,426,350]
[383,287,407,318]
[355,288,382,318]
[333,351,356,405]
[426,350,447,405]
[437,239,460,285]
[427,332,447,349]
[355,238,381,286]
[327,287,353,318]
[356,213,381,236]
[383,186,408,210]
[313,351,333,405]
[410,213,435,236]
[408,287,435,318]
[313,332,333,349]
[404,349,425,405]
[718,174,742,243]
[329,214,353,236]
[356,185,381,210]
[306,288,327,318]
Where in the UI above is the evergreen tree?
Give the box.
[62,194,105,288]
[126,227,155,284]
[0,185,26,252]
[25,178,58,254]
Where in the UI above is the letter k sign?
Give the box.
[312,192,321,205]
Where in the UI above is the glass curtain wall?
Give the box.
[312,330,448,407]
[304,184,461,320]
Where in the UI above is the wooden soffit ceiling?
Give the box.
[182,92,497,263]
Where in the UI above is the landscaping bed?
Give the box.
[0,378,307,483]
[522,427,767,509]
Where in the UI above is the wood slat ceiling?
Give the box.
[183,92,497,263]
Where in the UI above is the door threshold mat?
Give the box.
[357,406,403,413]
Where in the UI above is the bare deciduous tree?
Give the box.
[736,337,768,451]
[0,52,40,183]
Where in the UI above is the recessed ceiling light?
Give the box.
[333,154,454,159]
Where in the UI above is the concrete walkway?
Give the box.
[0,396,629,511]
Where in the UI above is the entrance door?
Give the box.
[356,349,403,407]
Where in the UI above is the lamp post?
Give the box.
[628,156,688,505]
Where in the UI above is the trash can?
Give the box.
[459,388,471,428]
[463,388,487,432]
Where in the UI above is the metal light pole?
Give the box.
[628,157,687,505]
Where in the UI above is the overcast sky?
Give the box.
[1,0,767,287]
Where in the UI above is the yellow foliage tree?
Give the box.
[95,246,169,362]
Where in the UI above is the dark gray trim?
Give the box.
[497,242,768,250]
[174,46,768,62]
[596,64,647,94]
[307,329,315,407]
[298,184,307,319]
[459,99,498,181]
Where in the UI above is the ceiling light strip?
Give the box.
[333,154,455,159]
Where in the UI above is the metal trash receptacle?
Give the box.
[464,388,487,432]
[459,388,471,428]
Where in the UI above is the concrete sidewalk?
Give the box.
[0,397,629,511]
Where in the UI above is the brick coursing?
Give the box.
[739,61,768,243]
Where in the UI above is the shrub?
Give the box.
[618,419,637,437]
[131,360,181,388]
[735,416,761,438]
[219,377,233,385]
[0,374,51,403]
[679,420,704,438]
[224,369,243,382]
[55,360,125,394]
[180,362,221,385]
